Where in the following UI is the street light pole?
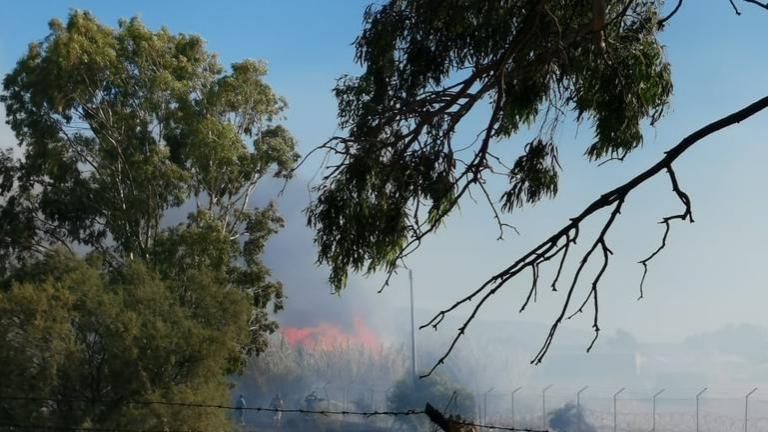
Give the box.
[577,386,589,432]
[745,388,758,432]
[542,385,554,431]
[651,389,665,432]
[613,387,626,432]
[511,387,523,429]
[696,387,708,432]
[408,268,417,385]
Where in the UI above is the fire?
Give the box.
[281,316,380,352]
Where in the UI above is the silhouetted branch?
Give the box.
[637,166,694,299]
[729,0,768,15]
[478,175,519,240]
[730,0,743,14]
[659,1,767,28]
[743,0,768,11]
[421,95,768,377]
[658,0,684,27]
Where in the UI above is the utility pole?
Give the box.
[409,267,417,386]
[650,389,665,432]
[696,387,708,432]
[745,387,758,432]
[511,387,522,429]
[577,386,589,432]
[542,385,553,431]
[613,387,625,432]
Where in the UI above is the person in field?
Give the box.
[270,393,284,427]
[235,394,247,425]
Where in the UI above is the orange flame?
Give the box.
[281,317,380,352]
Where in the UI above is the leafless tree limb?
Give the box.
[658,0,684,27]
[637,166,694,299]
[726,0,768,15]
[420,94,768,378]
[730,0,743,14]
[743,0,768,11]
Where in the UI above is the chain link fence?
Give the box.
[471,388,768,432]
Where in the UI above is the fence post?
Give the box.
[511,386,523,429]
[577,386,589,432]
[650,389,665,432]
[696,387,708,432]
[745,387,758,432]
[613,387,625,432]
[542,385,554,431]
[483,387,495,429]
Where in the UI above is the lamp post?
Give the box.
[613,387,626,432]
[696,387,708,432]
[408,267,417,385]
[395,265,418,385]
[542,385,553,431]
[577,386,589,432]
[745,387,758,432]
[511,386,523,429]
[650,389,665,432]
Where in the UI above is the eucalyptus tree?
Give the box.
[307,0,768,374]
[0,12,301,428]
[0,11,298,354]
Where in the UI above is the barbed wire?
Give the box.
[0,395,422,417]
[450,419,547,431]
[0,423,193,432]
[0,395,546,432]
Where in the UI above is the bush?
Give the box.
[548,403,596,432]
[0,251,250,431]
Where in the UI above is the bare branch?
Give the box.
[420,95,768,377]
[730,0,743,14]
[637,166,694,299]
[477,175,519,240]
[658,0,684,27]
[535,198,622,364]
[743,0,768,11]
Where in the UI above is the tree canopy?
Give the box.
[0,11,297,428]
[309,0,672,290]
[0,251,249,431]
[0,11,298,354]
[307,0,768,374]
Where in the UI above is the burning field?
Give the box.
[281,316,381,352]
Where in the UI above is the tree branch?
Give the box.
[420,94,768,377]
[637,166,693,299]
[658,0,684,27]
[742,0,768,11]
[730,0,743,14]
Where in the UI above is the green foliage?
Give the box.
[0,250,250,431]
[308,0,673,290]
[0,10,298,428]
[501,139,560,212]
[387,374,475,430]
[0,11,298,351]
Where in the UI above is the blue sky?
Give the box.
[1,1,767,351]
